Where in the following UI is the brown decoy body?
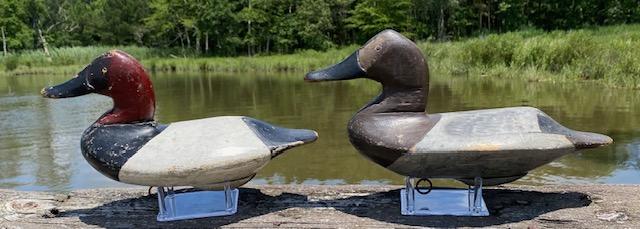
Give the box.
[305,30,613,185]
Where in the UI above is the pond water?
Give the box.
[0,72,638,191]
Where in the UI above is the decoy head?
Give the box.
[305,29,428,113]
[41,50,156,125]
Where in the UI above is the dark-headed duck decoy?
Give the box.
[304,30,612,186]
[41,50,317,190]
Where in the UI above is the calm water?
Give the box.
[0,73,638,191]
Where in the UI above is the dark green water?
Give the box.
[0,73,638,191]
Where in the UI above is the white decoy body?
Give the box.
[42,50,317,190]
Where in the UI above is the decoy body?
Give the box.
[42,50,317,190]
[305,30,612,186]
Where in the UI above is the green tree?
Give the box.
[89,0,149,45]
[145,0,188,49]
[194,0,241,55]
[236,0,269,55]
[0,0,33,51]
[346,0,415,41]
[3,0,640,55]
[296,0,335,50]
[266,0,298,53]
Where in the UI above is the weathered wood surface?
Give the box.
[1,184,638,228]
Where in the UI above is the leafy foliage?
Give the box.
[346,0,414,41]
[1,0,640,56]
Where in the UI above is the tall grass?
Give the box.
[1,24,640,87]
[0,45,355,76]
[423,24,640,88]
[143,47,357,74]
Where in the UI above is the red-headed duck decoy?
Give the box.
[41,50,317,220]
[304,30,612,216]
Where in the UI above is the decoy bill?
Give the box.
[41,50,318,221]
[304,29,613,216]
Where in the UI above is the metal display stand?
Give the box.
[156,183,238,221]
[400,177,489,216]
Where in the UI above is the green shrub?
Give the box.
[4,55,19,71]
[2,24,640,88]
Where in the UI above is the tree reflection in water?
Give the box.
[0,73,638,191]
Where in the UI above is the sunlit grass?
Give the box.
[142,46,357,74]
[423,24,640,88]
[1,24,640,88]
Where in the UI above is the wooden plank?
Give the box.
[1,185,638,228]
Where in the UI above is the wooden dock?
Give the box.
[1,184,638,228]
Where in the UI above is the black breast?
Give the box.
[80,122,165,181]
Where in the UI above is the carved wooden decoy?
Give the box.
[41,50,318,190]
[305,30,612,186]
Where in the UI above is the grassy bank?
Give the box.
[0,45,357,77]
[422,24,640,88]
[1,24,640,87]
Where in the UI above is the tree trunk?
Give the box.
[195,29,201,54]
[217,39,221,49]
[266,37,270,54]
[247,20,252,56]
[479,8,483,31]
[185,28,191,50]
[179,33,185,53]
[38,28,50,56]
[1,26,7,56]
[487,0,491,32]
[438,3,446,41]
[248,19,253,56]
[478,2,485,31]
[204,32,209,53]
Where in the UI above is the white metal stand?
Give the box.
[156,183,238,221]
[400,177,489,216]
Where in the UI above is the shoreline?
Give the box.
[1,184,638,228]
[2,24,640,88]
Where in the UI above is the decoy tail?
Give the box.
[242,117,318,157]
[565,130,613,149]
[537,113,613,149]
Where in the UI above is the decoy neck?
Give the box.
[305,29,428,114]
[41,50,156,125]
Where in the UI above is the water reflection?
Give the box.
[0,73,638,191]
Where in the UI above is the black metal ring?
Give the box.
[415,178,433,195]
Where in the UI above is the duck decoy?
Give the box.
[304,30,612,216]
[41,50,318,221]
